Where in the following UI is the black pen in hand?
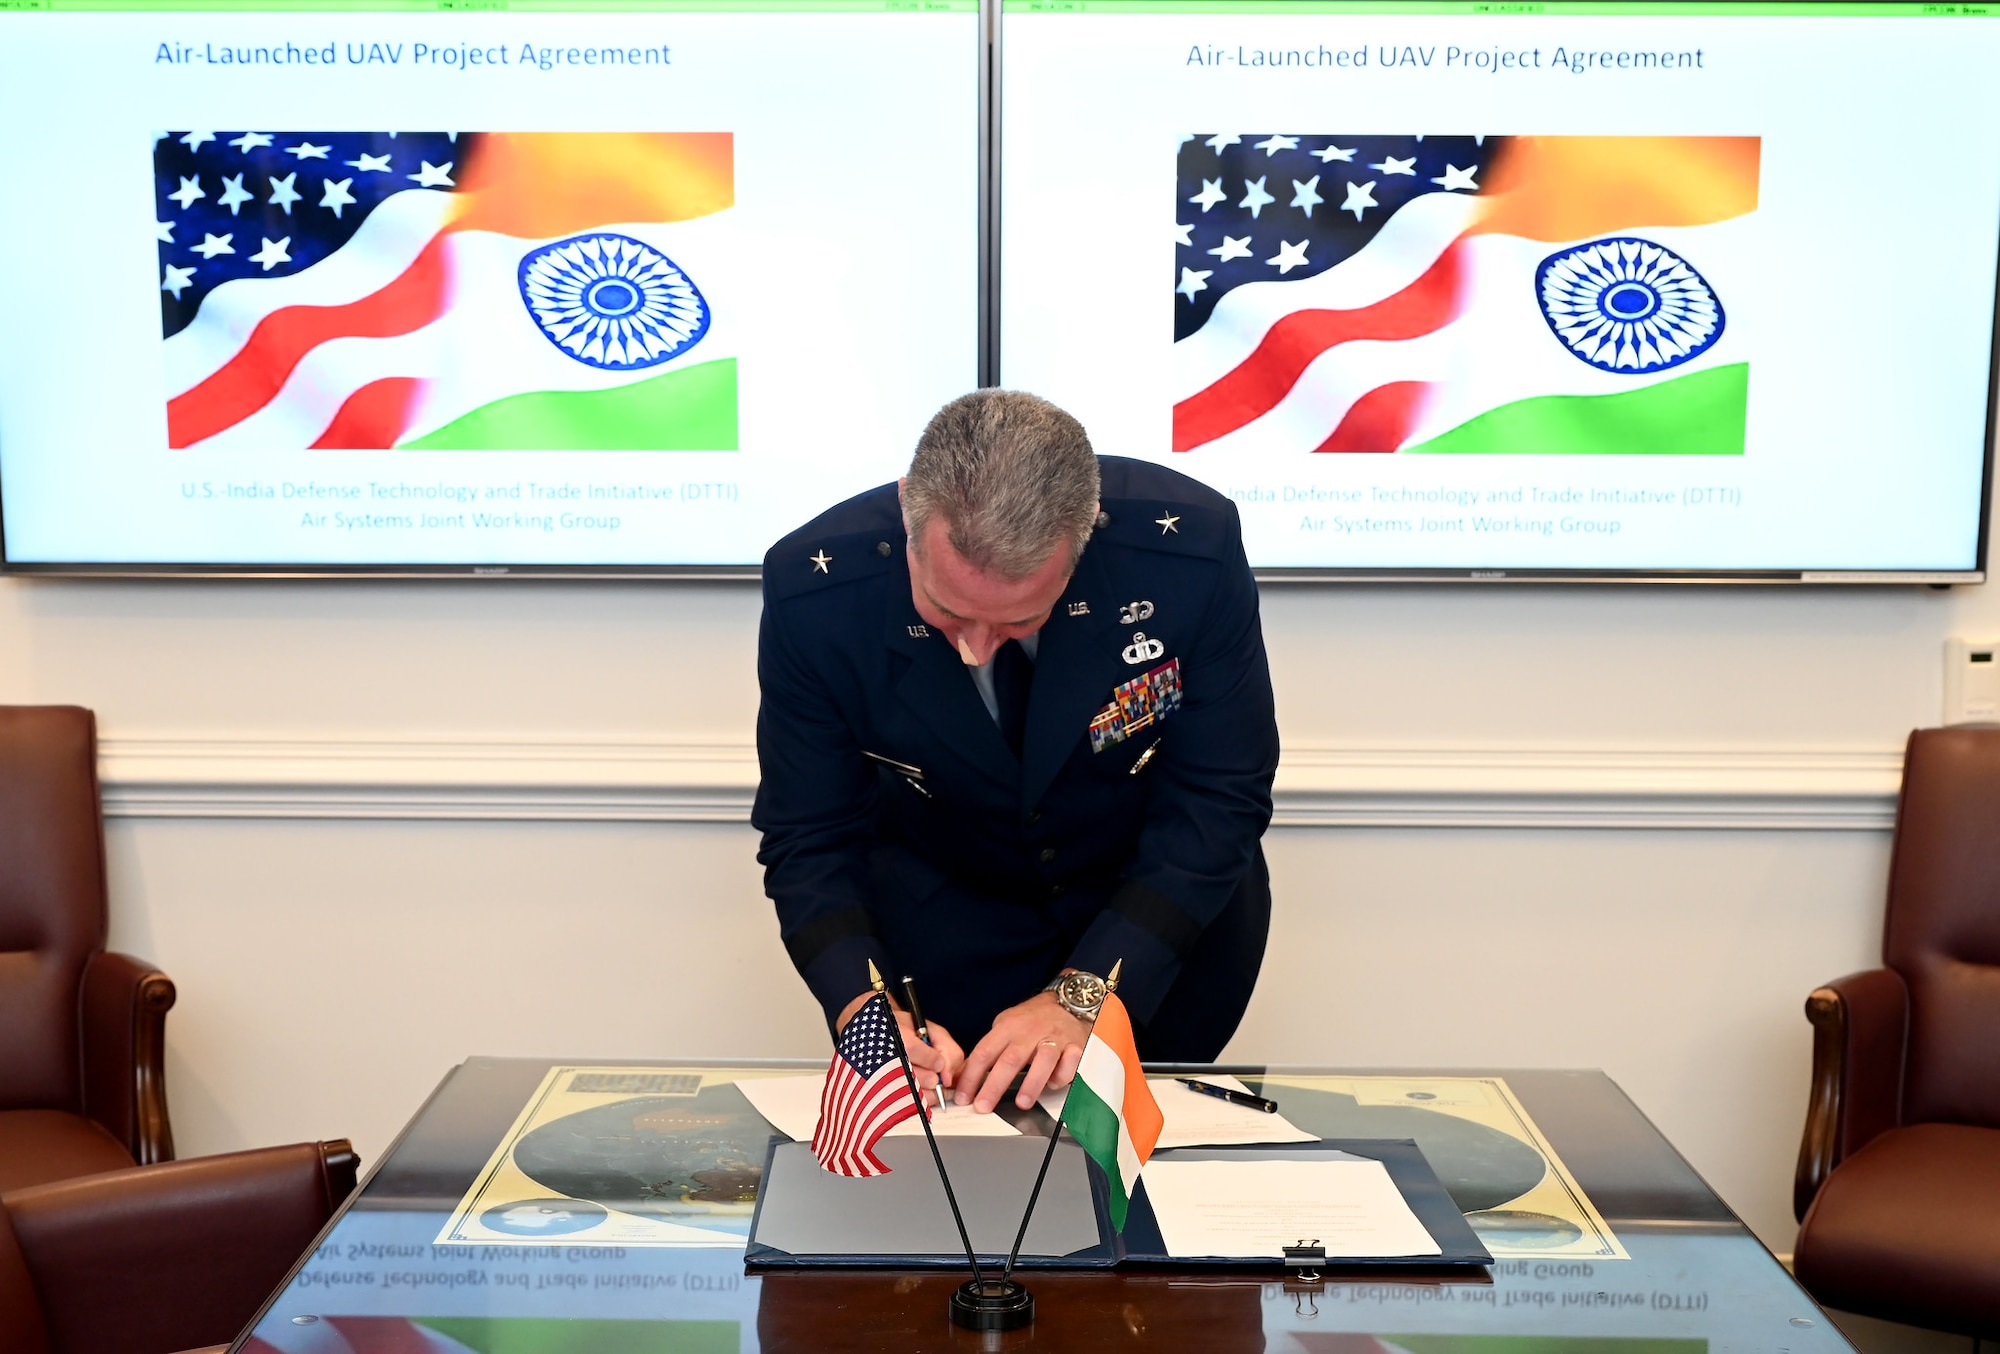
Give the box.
[902,976,945,1110]
[1175,1077,1279,1114]
[901,975,932,1045]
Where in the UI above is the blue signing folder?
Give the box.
[744,1134,1491,1269]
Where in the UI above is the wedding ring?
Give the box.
[1039,1039,1060,1048]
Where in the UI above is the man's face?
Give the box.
[904,506,1076,667]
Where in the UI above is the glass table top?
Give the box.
[232,1058,1852,1354]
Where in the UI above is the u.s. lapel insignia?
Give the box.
[1121,631,1166,665]
[1067,601,1090,617]
[1154,512,1180,535]
[1118,600,1154,625]
[907,624,930,638]
[809,550,832,573]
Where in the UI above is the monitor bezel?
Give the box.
[988,0,1997,586]
[0,0,988,580]
[1,0,1992,583]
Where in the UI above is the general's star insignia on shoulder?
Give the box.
[809,550,831,573]
[1155,512,1181,534]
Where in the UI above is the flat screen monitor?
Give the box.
[999,0,2000,581]
[0,0,980,573]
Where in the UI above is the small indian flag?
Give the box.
[1057,991,1163,1230]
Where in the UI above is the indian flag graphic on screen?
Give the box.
[1173,135,1758,456]
[155,131,737,451]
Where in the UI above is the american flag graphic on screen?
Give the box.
[1174,134,1756,458]
[812,992,924,1177]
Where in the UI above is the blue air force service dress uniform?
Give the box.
[752,457,1279,1061]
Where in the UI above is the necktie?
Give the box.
[992,639,1034,758]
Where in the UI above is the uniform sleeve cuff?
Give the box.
[803,935,897,1033]
[1067,904,1182,1028]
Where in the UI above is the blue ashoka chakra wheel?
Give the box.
[518,232,709,370]
[1535,237,1723,374]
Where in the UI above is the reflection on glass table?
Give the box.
[233,1060,1853,1354]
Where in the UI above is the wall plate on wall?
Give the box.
[1944,639,2000,725]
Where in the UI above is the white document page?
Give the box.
[1039,1075,1317,1149]
[1139,1158,1442,1260]
[737,1073,1020,1143]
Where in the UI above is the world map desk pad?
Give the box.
[436,1067,797,1248]
[436,1066,1624,1260]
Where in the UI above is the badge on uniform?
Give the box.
[1088,658,1183,753]
[1121,631,1165,665]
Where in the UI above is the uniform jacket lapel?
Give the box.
[883,558,1019,788]
[1020,545,1125,809]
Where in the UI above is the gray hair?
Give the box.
[903,390,1100,580]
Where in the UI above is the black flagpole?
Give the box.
[1003,1108,1065,1281]
[868,961,1037,1331]
[868,962,985,1286]
[1003,960,1122,1287]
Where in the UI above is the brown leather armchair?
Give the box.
[0,705,177,1192]
[1792,726,2000,1337]
[0,1139,357,1354]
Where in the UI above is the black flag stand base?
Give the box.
[950,958,1123,1332]
[950,1277,1036,1331]
[866,962,1034,1333]
[954,1103,1063,1332]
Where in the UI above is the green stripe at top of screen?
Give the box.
[1005,1,1993,15]
[0,0,973,12]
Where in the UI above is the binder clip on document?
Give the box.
[1284,1239,1327,1282]
[1285,1239,1327,1318]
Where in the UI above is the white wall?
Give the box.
[5,504,1998,1251]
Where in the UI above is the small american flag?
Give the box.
[812,991,925,1177]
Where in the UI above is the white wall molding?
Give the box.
[97,735,1904,830]
[99,737,761,822]
[1270,745,1901,830]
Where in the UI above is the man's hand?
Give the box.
[955,991,1090,1113]
[835,990,964,1107]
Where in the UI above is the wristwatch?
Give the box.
[1043,970,1109,1021]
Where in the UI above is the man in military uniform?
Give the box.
[753,390,1278,1115]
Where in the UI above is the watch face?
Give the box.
[1061,973,1107,1010]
